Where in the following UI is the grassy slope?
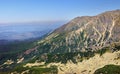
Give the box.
[0,42,36,64]
[94,64,120,74]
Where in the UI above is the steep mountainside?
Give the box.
[37,10,120,53]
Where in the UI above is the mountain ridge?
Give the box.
[39,9,120,54]
[55,9,120,33]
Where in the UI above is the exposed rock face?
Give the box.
[38,10,120,53]
[55,51,120,74]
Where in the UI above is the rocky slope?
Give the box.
[37,10,120,53]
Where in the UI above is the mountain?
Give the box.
[35,10,120,54]
[0,10,120,74]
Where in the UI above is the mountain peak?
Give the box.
[55,9,120,34]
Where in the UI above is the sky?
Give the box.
[0,0,120,23]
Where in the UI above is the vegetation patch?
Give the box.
[94,64,120,74]
[12,64,58,74]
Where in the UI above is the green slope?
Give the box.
[94,65,120,74]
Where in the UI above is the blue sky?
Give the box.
[0,0,120,23]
